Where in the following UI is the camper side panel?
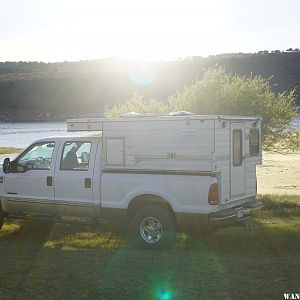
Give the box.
[102,119,215,172]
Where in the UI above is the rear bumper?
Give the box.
[175,201,262,230]
[209,201,262,228]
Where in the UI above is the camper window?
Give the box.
[249,129,259,156]
[233,130,243,167]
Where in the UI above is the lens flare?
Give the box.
[129,63,157,85]
[156,288,172,300]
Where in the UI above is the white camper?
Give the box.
[0,113,262,248]
[68,114,262,204]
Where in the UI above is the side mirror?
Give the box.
[3,159,25,173]
[3,158,11,174]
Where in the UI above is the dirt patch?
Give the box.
[257,152,300,195]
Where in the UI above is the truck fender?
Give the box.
[123,185,179,212]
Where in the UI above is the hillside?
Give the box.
[0,51,299,121]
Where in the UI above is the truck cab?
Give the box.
[1,136,102,219]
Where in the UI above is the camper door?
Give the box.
[230,123,245,198]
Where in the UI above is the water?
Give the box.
[0,122,91,164]
[293,116,300,127]
[0,122,68,148]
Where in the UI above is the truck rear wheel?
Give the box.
[0,205,4,231]
[130,205,176,249]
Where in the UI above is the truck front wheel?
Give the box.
[130,205,176,249]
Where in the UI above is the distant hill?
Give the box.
[0,51,299,121]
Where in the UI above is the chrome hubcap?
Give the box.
[140,217,162,244]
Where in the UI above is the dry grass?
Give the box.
[0,147,23,155]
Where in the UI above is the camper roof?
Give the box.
[67,114,261,132]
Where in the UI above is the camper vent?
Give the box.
[121,112,141,117]
[168,111,194,116]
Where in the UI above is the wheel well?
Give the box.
[127,194,175,221]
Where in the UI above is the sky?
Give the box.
[1,0,300,62]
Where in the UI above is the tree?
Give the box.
[106,67,298,151]
[171,67,299,151]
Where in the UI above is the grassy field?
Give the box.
[0,194,299,300]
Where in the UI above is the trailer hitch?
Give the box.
[244,220,252,231]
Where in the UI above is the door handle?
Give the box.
[85,178,92,188]
[47,176,53,186]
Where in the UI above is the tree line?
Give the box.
[0,51,299,122]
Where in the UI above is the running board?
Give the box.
[6,214,98,225]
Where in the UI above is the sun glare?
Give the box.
[2,0,300,61]
[42,0,225,61]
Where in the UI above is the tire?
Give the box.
[130,205,176,249]
[0,204,4,231]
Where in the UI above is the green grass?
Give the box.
[0,147,23,154]
[0,195,299,299]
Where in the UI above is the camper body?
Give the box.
[0,115,262,247]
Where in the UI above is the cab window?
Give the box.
[17,142,55,170]
[60,141,92,171]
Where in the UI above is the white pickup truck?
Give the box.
[0,114,262,248]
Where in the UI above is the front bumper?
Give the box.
[209,201,262,228]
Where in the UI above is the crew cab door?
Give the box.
[54,138,99,217]
[3,141,58,215]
